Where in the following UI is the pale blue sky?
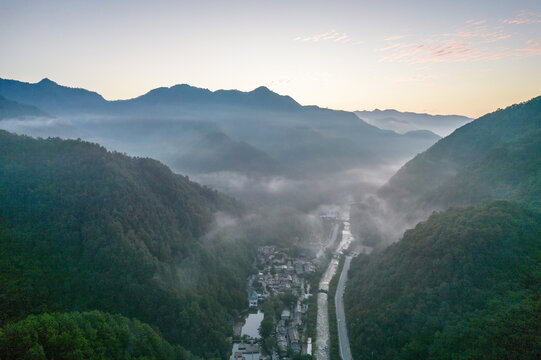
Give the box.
[1,0,540,116]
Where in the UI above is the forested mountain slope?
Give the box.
[346,97,541,359]
[345,201,541,359]
[380,96,541,211]
[0,311,199,360]
[176,131,285,176]
[0,130,253,359]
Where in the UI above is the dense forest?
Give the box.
[0,311,199,360]
[345,96,541,359]
[380,95,541,210]
[0,130,259,358]
[345,201,541,359]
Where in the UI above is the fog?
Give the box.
[0,110,442,252]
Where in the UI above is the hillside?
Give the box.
[0,311,199,360]
[0,95,48,119]
[176,131,285,176]
[345,201,541,359]
[0,78,108,114]
[0,77,441,182]
[0,130,254,359]
[355,109,471,136]
[380,96,541,211]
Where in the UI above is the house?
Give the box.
[295,263,304,275]
[288,328,300,353]
[248,292,258,308]
[230,342,261,360]
[276,335,287,356]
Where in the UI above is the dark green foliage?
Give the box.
[0,130,253,358]
[381,95,541,210]
[425,130,541,209]
[345,201,541,359]
[0,311,199,360]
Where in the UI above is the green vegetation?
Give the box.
[0,131,255,358]
[425,130,541,209]
[345,201,541,359]
[381,95,541,210]
[0,311,199,360]
[303,277,319,340]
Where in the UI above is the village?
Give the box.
[231,245,320,360]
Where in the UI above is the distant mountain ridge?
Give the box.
[0,77,300,114]
[355,109,472,136]
[0,78,107,114]
[0,95,49,119]
[125,84,301,111]
[0,77,442,188]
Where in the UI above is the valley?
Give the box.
[0,78,539,360]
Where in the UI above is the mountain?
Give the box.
[355,109,472,136]
[112,81,439,169]
[0,77,442,183]
[403,129,441,141]
[345,96,541,358]
[0,311,199,360]
[123,84,300,111]
[0,95,48,119]
[0,78,108,114]
[175,131,285,176]
[380,96,541,211]
[345,201,541,360]
[0,130,255,359]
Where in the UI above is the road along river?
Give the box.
[314,209,354,360]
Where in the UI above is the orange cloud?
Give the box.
[375,18,541,64]
[504,10,541,25]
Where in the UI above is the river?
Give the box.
[315,207,354,360]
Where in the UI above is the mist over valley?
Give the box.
[1,2,540,358]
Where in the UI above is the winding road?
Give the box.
[315,208,354,360]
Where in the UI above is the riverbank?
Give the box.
[315,207,355,360]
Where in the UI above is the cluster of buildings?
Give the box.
[275,305,306,356]
[245,246,317,358]
[230,341,262,360]
[248,246,317,308]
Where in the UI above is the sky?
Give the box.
[1,0,540,117]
